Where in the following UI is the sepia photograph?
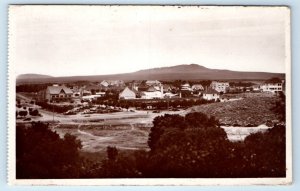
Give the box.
[8,5,291,185]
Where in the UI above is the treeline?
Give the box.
[93,98,215,110]
[36,101,73,113]
[17,112,286,179]
[229,81,255,87]
[16,84,52,93]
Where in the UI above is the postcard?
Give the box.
[8,5,292,185]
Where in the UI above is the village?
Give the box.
[16,78,284,117]
[15,77,285,153]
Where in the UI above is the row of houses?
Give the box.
[43,78,284,102]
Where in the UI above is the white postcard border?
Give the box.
[7,5,292,186]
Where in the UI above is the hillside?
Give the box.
[185,93,281,127]
[17,74,53,80]
[16,64,285,84]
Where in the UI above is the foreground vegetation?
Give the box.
[17,112,286,178]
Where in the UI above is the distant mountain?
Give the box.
[16,64,285,84]
[17,74,53,80]
[130,64,285,80]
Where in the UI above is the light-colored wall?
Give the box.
[203,93,219,101]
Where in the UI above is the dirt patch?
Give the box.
[52,123,151,152]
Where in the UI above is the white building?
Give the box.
[119,87,136,100]
[260,79,283,93]
[141,85,164,99]
[100,80,125,87]
[181,83,191,91]
[203,88,220,101]
[210,81,230,93]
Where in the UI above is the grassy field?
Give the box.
[52,123,151,152]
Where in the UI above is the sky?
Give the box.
[10,5,290,77]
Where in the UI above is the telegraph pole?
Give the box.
[52,101,54,123]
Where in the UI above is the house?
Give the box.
[45,85,73,101]
[203,88,220,101]
[140,85,164,99]
[191,84,204,91]
[100,80,125,87]
[145,80,161,86]
[210,81,230,93]
[251,85,261,92]
[82,90,92,96]
[181,83,191,91]
[260,78,283,93]
[119,87,137,100]
[162,84,172,93]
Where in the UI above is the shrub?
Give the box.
[29,109,39,116]
[18,110,28,117]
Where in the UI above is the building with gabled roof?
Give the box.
[203,88,220,101]
[181,83,191,91]
[45,85,73,101]
[119,87,137,100]
[191,84,204,91]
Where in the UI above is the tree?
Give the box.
[145,112,230,178]
[16,122,82,178]
[272,91,286,122]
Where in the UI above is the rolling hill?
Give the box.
[16,64,285,84]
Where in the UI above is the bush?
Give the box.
[29,109,39,116]
[18,110,28,117]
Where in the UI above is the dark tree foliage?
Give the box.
[145,112,232,177]
[83,147,140,178]
[36,101,73,113]
[16,122,82,179]
[142,112,286,178]
[241,124,286,177]
[106,146,118,161]
[16,114,286,178]
[29,109,40,116]
[272,91,286,121]
[16,84,51,93]
[18,110,28,117]
[229,81,255,87]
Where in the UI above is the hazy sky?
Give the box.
[10,5,289,77]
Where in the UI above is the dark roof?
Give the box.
[47,86,73,94]
[203,88,219,94]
